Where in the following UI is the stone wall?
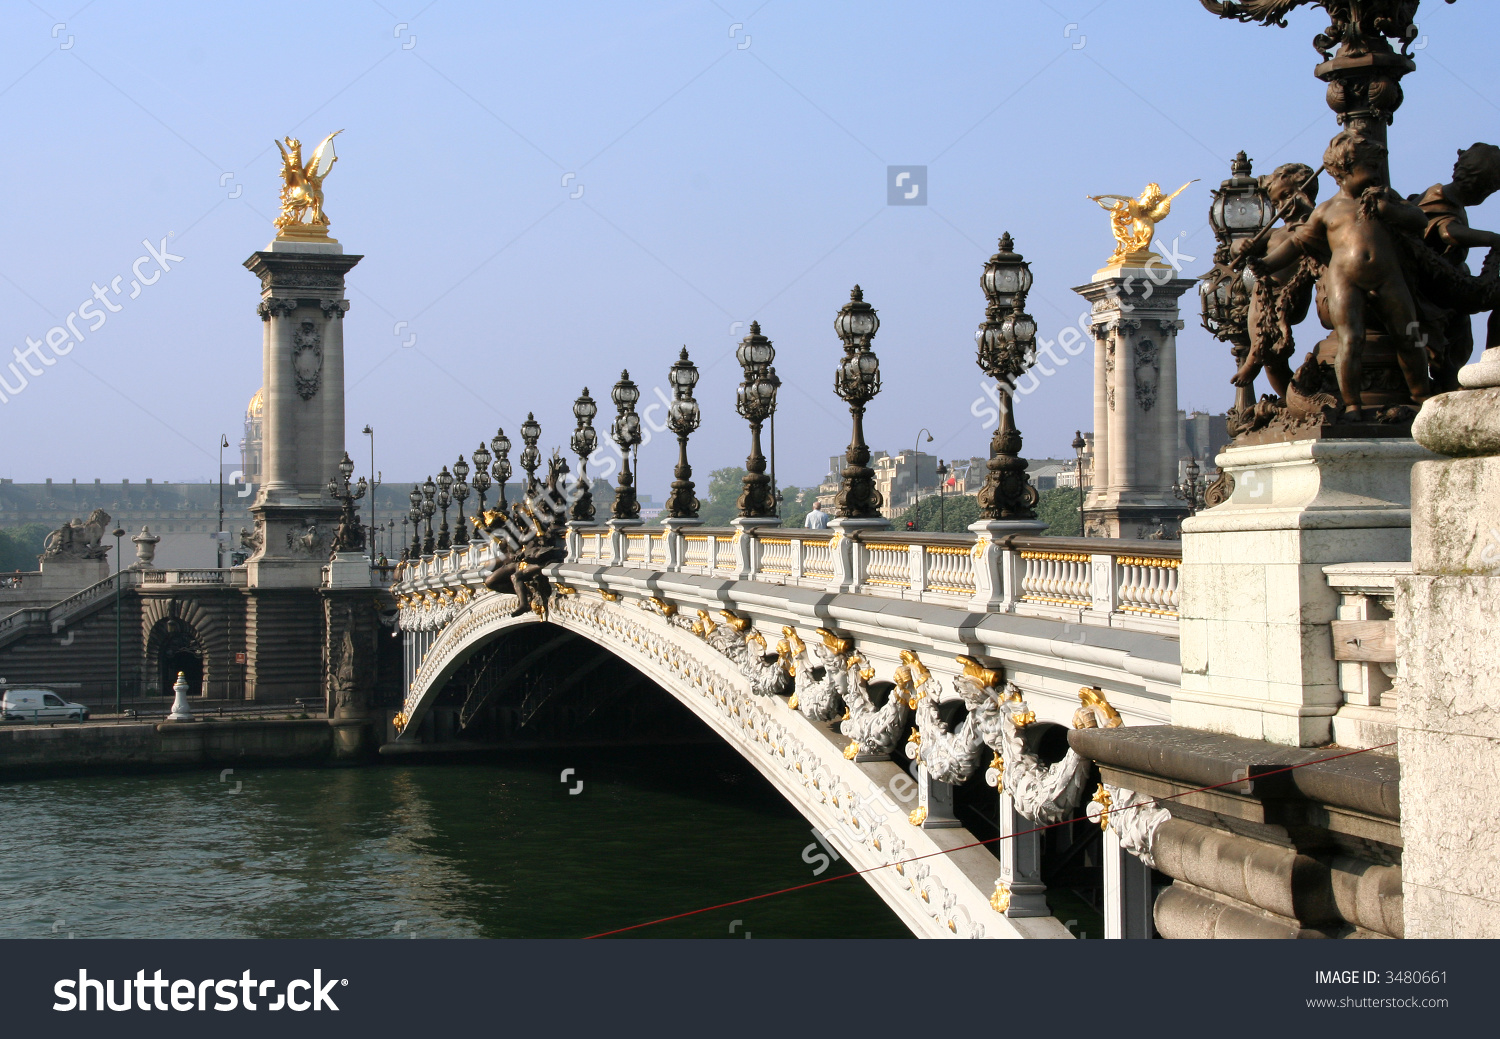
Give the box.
[1398,368,1500,938]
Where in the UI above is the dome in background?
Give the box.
[247,387,264,420]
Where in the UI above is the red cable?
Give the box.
[583,740,1396,938]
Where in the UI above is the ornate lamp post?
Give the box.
[421,475,437,554]
[734,323,779,520]
[326,450,368,554]
[491,428,512,509]
[1072,430,1088,536]
[435,466,453,550]
[519,413,542,497]
[1200,152,1278,413]
[470,441,492,515]
[832,287,884,521]
[666,347,701,521]
[974,234,1040,522]
[1175,456,1207,517]
[936,459,949,532]
[408,486,423,557]
[401,513,412,561]
[571,388,598,523]
[610,371,642,522]
[452,455,470,546]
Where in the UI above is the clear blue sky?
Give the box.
[2,1,1497,495]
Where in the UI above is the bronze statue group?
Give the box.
[474,452,572,618]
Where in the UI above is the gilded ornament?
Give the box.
[816,627,851,655]
[1086,179,1197,268]
[990,880,1011,914]
[843,740,860,760]
[908,806,928,826]
[1075,686,1124,729]
[598,589,620,602]
[274,130,342,236]
[1091,784,1113,832]
[956,654,1000,690]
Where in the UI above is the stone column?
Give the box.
[1103,828,1154,938]
[1397,347,1500,937]
[1090,319,1111,518]
[1073,271,1195,538]
[915,764,960,829]
[997,792,1049,917]
[1155,318,1184,492]
[243,240,361,590]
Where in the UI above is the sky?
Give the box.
[1,0,1498,497]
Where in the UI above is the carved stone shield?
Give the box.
[292,322,323,400]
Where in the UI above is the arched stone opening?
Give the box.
[145,616,207,697]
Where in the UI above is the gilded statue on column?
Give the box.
[1088,180,1197,267]
[274,130,342,235]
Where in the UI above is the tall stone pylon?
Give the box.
[1072,264,1194,540]
[239,133,362,699]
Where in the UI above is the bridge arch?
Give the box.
[397,588,1021,939]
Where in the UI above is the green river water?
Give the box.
[1,745,911,939]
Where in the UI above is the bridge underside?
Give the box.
[398,589,1081,939]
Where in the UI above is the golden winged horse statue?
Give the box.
[1087,179,1197,266]
[274,130,342,232]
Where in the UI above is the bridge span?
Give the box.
[391,523,1183,939]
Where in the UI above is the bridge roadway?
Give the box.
[392,524,1182,939]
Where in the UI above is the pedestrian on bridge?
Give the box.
[804,502,830,529]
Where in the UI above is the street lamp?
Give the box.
[1201,152,1278,412]
[435,466,453,550]
[217,433,228,569]
[571,388,598,522]
[421,475,436,555]
[610,371,642,521]
[401,513,412,561]
[113,525,125,715]
[832,287,883,520]
[470,441,492,515]
[666,347,701,520]
[1175,457,1207,516]
[491,428,512,508]
[1072,430,1088,536]
[326,451,367,554]
[974,233,1040,520]
[362,425,381,565]
[936,459,949,532]
[408,485,423,557]
[912,428,933,528]
[452,455,470,546]
[519,413,542,497]
[734,322,779,519]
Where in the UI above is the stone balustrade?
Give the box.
[391,525,1181,632]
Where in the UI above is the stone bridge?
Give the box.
[391,523,1183,939]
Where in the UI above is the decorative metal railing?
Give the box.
[391,525,1182,629]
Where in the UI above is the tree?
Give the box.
[778,485,815,528]
[0,523,52,572]
[897,494,980,533]
[1034,487,1082,537]
[698,467,748,527]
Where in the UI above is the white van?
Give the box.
[1,689,90,722]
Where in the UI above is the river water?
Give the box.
[1,745,910,939]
